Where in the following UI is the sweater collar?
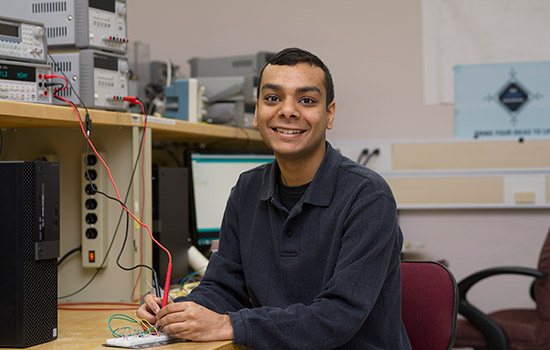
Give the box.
[259,142,340,207]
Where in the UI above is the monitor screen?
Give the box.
[189,152,275,246]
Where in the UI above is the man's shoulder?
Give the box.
[235,161,273,188]
[331,156,398,212]
[337,153,389,190]
[240,161,272,178]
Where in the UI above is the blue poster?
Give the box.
[454,61,550,139]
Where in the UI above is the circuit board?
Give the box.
[105,333,184,348]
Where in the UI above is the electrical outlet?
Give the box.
[81,152,108,268]
[332,141,393,172]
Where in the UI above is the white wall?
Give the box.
[126,0,454,142]
[127,0,549,316]
[422,0,550,104]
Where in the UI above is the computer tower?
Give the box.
[0,161,59,347]
[152,167,191,284]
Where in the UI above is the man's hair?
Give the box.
[257,47,334,109]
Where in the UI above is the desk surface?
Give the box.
[0,309,246,350]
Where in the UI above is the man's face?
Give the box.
[253,63,335,161]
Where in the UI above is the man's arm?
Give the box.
[136,186,251,340]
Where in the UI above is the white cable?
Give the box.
[188,245,209,276]
[166,60,172,87]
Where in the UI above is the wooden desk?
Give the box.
[0,309,246,350]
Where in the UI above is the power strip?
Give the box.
[81,152,109,268]
[105,334,183,348]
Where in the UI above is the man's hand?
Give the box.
[136,294,167,324]
[156,301,234,341]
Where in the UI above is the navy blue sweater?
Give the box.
[176,143,411,349]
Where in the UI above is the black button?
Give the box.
[286,230,293,237]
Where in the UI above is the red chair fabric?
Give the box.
[401,261,458,350]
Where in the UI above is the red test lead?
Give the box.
[122,96,139,104]
[119,95,172,307]
[44,74,69,93]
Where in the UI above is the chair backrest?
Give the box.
[401,261,458,350]
[535,227,550,320]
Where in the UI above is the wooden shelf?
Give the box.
[143,115,265,145]
[0,100,264,146]
[0,100,134,128]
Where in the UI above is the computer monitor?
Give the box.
[188,151,275,246]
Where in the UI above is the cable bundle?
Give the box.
[47,54,173,308]
[108,314,159,338]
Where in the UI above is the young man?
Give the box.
[137,48,411,349]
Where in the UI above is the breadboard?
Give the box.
[105,334,183,348]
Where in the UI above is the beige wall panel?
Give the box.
[393,140,550,170]
[386,177,504,205]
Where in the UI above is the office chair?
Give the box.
[453,227,550,350]
[401,261,458,350]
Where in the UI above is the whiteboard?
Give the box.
[422,0,550,105]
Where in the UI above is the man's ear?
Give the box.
[253,100,259,128]
[326,101,335,130]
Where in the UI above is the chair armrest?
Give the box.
[459,267,546,294]
[458,267,547,350]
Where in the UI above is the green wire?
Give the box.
[178,271,201,290]
[108,313,150,338]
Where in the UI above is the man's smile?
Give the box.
[272,127,306,135]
